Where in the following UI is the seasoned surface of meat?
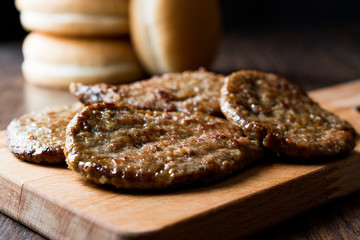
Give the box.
[7,103,83,163]
[69,70,224,115]
[220,70,357,159]
[65,103,262,189]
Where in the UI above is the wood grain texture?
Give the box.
[1,26,360,239]
[0,80,359,240]
[0,212,45,240]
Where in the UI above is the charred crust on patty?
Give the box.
[220,70,357,160]
[65,103,262,189]
[69,69,224,116]
[6,103,83,164]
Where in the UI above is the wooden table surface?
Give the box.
[1,25,360,239]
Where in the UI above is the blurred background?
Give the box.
[1,0,360,89]
[222,0,360,30]
[2,0,360,40]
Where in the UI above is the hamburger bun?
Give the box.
[129,0,221,75]
[16,0,129,36]
[22,32,144,88]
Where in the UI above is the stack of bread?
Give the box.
[16,0,222,88]
[16,0,144,88]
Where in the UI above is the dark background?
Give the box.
[0,1,25,40]
[221,0,360,30]
[1,0,360,89]
[0,0,360,41]
[2,0,360,41]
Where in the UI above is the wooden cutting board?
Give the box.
[0,80,359,240]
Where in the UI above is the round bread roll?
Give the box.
[129,0,222,75]
[22,32,144,88]
[16,0,129,36]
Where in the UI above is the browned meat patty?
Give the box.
[65,103,262,189]
[220,70,357,159]
[7,103,83,164]
[69,69,224,116]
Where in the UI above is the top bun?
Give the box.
[130,0,221,75]
[16,0,129,36]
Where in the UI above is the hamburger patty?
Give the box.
[220,70,357,159]
[7,103,83,163]
[69,69,224,116]
[65,103,262,189]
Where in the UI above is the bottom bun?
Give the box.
[22,33,144,88]
[22,60,144,88]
